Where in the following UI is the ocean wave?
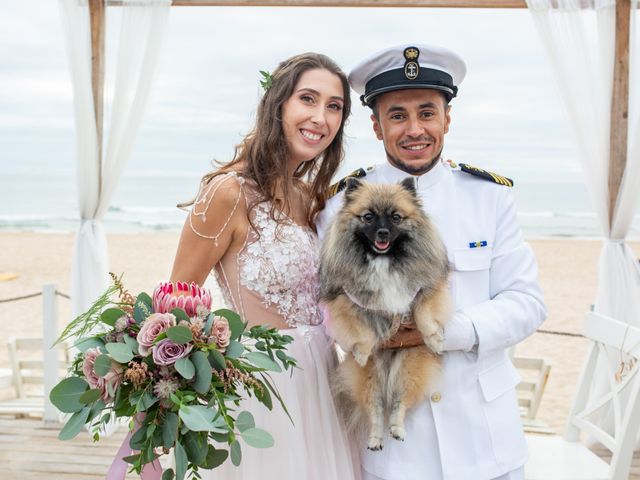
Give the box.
[108,205,183,214]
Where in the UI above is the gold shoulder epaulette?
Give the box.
[327,168,368,198]
[458,163,513,187]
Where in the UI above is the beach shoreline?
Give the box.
[1,231,638,433]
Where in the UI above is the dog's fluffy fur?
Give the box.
[319,178,451,450]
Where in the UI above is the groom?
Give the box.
[317,44,546,480]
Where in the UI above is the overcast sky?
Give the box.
[0,1,582,185]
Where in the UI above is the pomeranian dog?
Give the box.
[319,177,451,450]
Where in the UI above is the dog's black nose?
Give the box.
[376,229,390,240]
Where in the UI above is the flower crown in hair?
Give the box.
[259,70,273,91]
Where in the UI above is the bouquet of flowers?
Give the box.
[50,274,297,480]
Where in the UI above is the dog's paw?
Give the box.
[423,328,445,355]
[389,425,406,441]
[352,346,370,367]
[367,436,384,451]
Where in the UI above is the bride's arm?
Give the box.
[170,174,247,286]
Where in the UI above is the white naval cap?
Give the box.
[349,44,467,107]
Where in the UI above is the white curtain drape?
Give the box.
[526,0,640,435]
[59,0,170,317]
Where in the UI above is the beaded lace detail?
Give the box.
[189,172,322,328]
[238,202,322,328]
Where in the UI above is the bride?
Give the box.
[170,52,360,480]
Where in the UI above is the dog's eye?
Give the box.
[391,213,403,224]
[362,212,374,223]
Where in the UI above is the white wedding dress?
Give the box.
[191,172,360,480]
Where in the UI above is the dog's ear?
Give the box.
[400,177,417,196]
[344,178,363,202]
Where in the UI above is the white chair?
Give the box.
[525,311,640,480]
[0,337,70,417]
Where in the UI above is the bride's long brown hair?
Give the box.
[181,52,351,230]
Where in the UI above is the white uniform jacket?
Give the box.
[316,159,547,480]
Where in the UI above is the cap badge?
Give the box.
[403,47,420,80]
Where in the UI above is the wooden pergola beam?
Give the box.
[108,0,529,7]
[89,0,105,202]
[609,0,631,226]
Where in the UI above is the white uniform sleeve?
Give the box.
[454,187,546,358]
[316,193,345,242]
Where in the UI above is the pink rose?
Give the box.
[211,316,231,352]
[153,281,212,318]
[82,348,122,403]
[137,312,176,356]
[152,339,193,366]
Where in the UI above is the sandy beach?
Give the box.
[1,231,638,434]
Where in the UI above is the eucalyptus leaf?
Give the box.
[225,340,244,359]
[78,388,102,405]
[58,406,91,440]
[245,352,282,372]
[213,308,244,340]
[208,349,226,371]
[50,377,89,413]
[171,308,190,322]
[240,427,275,448]
[94,354,112,377]
[230,440,242,466]
[123,334,139,355]
[166,326,193,344]
[162,412,179,449]
[162,469,175,480]
[175,440,188,480]
[179,405,219,432]
[202,446,229,469]
[235,411,255,433]
[137,291,153,308]
[129,423,148,450]
[101,308,126,327]
[175,358,195,380]
[105,342,133,363]
[74,336,104,352]
[191,350,212,394]
[183,431,208,466]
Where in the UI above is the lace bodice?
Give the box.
[190,172,323,329]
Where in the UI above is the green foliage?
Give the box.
[101,308,126,327]
[175,358,195,380]
[171,308,190,322]
[58,406,91,440]
[245,352,282,372]
[50,377,89,413]
[213,309,244,340]
[240,428,274,448]
[191,351,212,394]
[105,342,133,363]
[93,354,112,377]
[166,326,193,344]
[230,440,242,466]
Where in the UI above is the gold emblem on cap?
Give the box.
[403,46,420,80]
[405,48,419,60]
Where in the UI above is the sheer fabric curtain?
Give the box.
[526,0,640,435]
[59,0,170,317]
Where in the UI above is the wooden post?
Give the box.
[42,284,59,425]
[608,0,631,228]
[89,0,105,205]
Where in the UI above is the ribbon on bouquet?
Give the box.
[106,415,163,480]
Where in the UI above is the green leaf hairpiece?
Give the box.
[259,70,273,91]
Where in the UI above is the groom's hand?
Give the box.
[381,324,423,349]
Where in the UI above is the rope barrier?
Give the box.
[0,291,70,303]
[536,328,584,338]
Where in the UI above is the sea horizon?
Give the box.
[3,168,639,240]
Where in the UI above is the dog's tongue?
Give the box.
[375,240,390,250]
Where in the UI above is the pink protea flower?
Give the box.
[153,281,212,318]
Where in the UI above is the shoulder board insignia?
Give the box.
[327,168,367,198]
[458,163,514,187]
